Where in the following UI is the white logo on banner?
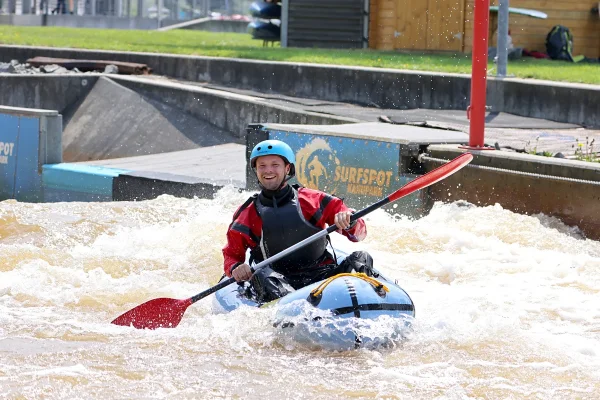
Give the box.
[0,142,15,165]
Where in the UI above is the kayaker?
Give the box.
[222,139,374,302]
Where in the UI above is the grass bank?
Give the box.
[0,26,598,85]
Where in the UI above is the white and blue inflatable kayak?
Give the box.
[212,252,415,350]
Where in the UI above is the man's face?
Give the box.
[255,155,290,191]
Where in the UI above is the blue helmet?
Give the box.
[250,140,296,177]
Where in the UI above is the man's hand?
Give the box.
[334,211,354,230]
[231,263,253,282]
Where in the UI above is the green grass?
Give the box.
[1,26,598,85]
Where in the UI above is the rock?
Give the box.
[41,64,61,73]
[0,60,89,75]
[554,152,566,158]
[40,64,69,74]
[104,65,119,74]
[0,62,16,73]
[13,64,30,74]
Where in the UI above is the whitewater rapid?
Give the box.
[1,186,598,399]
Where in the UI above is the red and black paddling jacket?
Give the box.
[223,185,366,277]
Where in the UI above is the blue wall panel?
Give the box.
[14,116,43,202]
[43,163,130,202]
[1,108,63,203]
[0,114,20,200]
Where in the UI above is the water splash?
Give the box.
[1,190,599,398]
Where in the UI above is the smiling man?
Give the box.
[222,139,374,302]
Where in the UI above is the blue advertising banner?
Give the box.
[1,107,66,202]
[270,130,423,214]
[0,113,45,202]
[15,116,43,202]
[0,114,20,199]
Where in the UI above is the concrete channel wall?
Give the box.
[2,49,600,239]
[1,45,598,128]
[0,74,97,116]
[424,145,600,241]
[0,74,358,143]
[111,76,359,139]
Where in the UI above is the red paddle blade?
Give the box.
[111,297,193,329]
[388,152,473,202]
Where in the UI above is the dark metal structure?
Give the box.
[281,0,368,49]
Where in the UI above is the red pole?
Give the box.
[467,0,492,149]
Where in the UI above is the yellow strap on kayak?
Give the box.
[310,273,389,298]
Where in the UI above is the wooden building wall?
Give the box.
[371,0,600,58]
[369,0,465,51]
[465,0,600,58]
[369,0,396,50]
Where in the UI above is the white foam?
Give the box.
[1,194,600,397]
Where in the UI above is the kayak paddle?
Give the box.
[111,152,473,329]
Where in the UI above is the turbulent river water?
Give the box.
[1,186,599,399]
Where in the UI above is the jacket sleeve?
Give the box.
[222,229,247,277]
[299,188,367,242]
[323,195,367,242]
[222,207,260,276]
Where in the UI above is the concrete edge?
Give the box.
[427,144,600,182]
[112,174,229,201]
[108,76,360,140]
[42,163,129,195]
[2,44,599,89]
[110,75,361,124]
[1,45,598,127]
[121,169,244,188]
